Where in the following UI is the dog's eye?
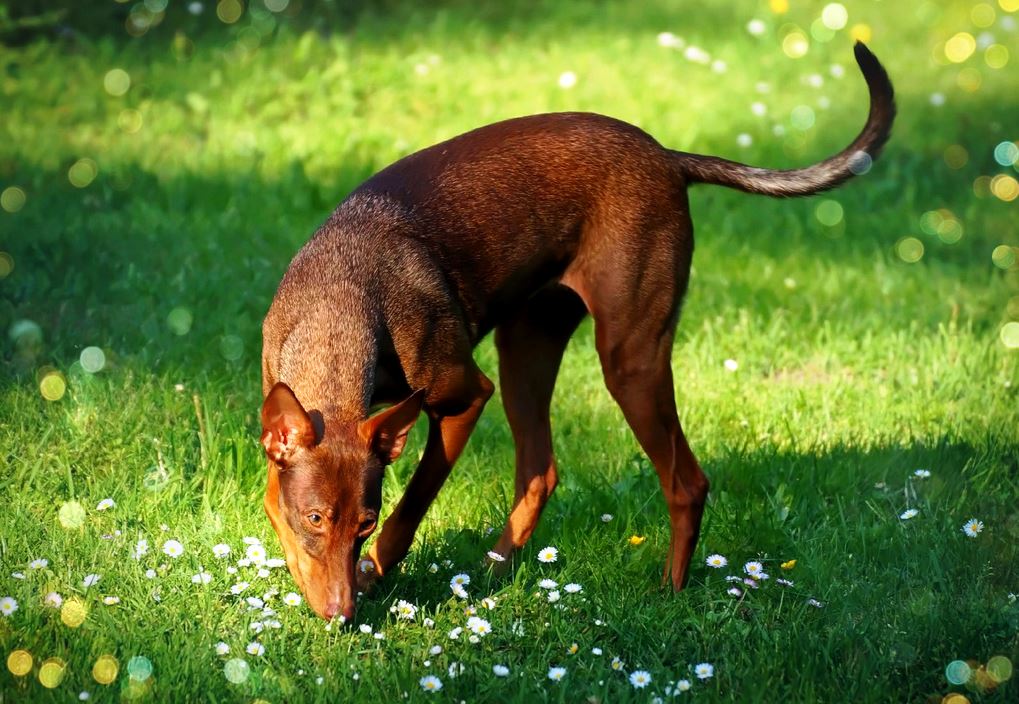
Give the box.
[306,513,323,527]
[357,518,377,537]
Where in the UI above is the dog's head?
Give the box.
[259,382,423,621]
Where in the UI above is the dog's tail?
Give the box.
[673,42,895,198]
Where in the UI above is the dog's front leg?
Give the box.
[358,370,494,588]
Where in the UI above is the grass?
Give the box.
[1,0,1018,701]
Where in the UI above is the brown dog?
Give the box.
[260,43,894,621]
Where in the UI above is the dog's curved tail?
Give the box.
[673,42,895,198]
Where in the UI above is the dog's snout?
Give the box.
[324,602,341,620]
[341,603,356,622]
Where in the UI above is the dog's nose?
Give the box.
[341,603,356,622]
[324,602,342,620]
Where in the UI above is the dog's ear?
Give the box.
[358,390,425,464]
[261,383,317,465]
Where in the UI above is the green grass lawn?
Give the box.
[2,0,1018,701]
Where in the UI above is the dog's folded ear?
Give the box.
[261,382,317,465]
[358,389,426,464]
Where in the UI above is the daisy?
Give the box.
[215,642,230,655]
[962,519,984,538]
[451,583,468,599]
[103,596,120,605]
[246,642,264,656]
[44,592,63,608]
[359,624,373,634]
[567,643,579,655]
[537,546,558,563]
[246,544,267,564]
[743,561,764,578]
[728,586,743,597]
[776,578,795,587]
[83,573,101,587]
[493,664,509,676]
[419,675,442,692]
[481,597,497,609]
[466,616,491,636]
[725,575,743,583]
[695,662,714,680]
[900,509,919,520]
[131,539,149,560]
[212,543,231,558]
[192,571,212,584]
[265,620,282,629]
[429,645,443,656]
[162,539,184,558]
[743,578,759,589]
[428,563,439,573]
[96,498,115,511]
[564,583,582,594]
[547,590,561,603]
[448,627,462,640]
[79,691,91,700]
[592,647,603,656]
[486,551,505,562]
[807,598,824,608]
[630,670,652,688]
[29,558,49,570]
[237,558,251,568]
[230,582,249,595]
[448,662,464,678]
[705,554,728,568]
[601,514,613,522]
[914,468,931,478]
[246,597,264,610]
[0,596,18,616]
[283,592,302,607]
[548,666,567,682]
[250,621,264,633]
[242,536,261,545]
[395,599,417,620]
[539,578,558,590]
[226,566,237,575]
[423,618,435,628]
[266,558,285,569]
[450,573,470,587]
[256,568,270,578]
[677,679,692,692]
[11,572,24,579]
[611,657,624,671]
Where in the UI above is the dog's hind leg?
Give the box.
[490,285,588,561]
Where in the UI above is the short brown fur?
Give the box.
[260,43,895,620]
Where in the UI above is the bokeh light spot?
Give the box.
[167,307,193,335]
[1002,322,1019,349]
[994,141,1019,167]
[1000,0,1019,12]
[810,18,835,42]
[973,175,992,198]
[68,158,98,188]
[945,33,976,63]
[118,109,144,133]
[896,237,924,263]
[104,69,131,97]
[38,658,66,688]
[956,68,982,92]
[769,0,789,13]
[815,199,843,226]
[942,695,970,704]
[220,334,244,361]
[992,245,1017,269]
[821,3,848,30]
[264,0,290,11]
[1,186,26,213]
[987,655,1013,683]
[224,658,250,684]
[991,174,1019,201]
[58,500,86,529]
[972,3,996,26]
[849,23,871,43]
[93,655,119,685]
[80,346,106,373]
[848,150,872,175]
[217,0,243,23]
[985,44,1009,68]
[127,655,153,682]
[946,659,973,685]
[782,31,809,58]
[943,144,968,169]
[0,252,13,278]
[790,105,815,130]
[7,650,33,676]
[61,597,88,627]
[39,370,66,401]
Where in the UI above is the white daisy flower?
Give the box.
[428,563,439,573]
[29,558,49,570]
[725,575,743,583]
[144,569,156,579]
[423,617,435,628]
[215,642,230,655]
[83,573,101,587]
[807,598,824,608]
[611,657,624,671]
[162,539,184,558]
[481,597,497,609]
[265,620,282,630]
[450,573,470,587]
[448,627,462,640]
[230,581,249,595]
[131,539,149,560]
[677,679,692,691]
[226,566,237,574]
[429,645,443,656]
[743,578,759,589]
[44,591,63,608]
[564,583,582,594]
[11,571,25,579]
[629,670,652,688]
[256,568,270,578]
[900,509,919,520]
[539,578,558,590]
[96,498,115,511]
[395,599,417,620]
[283,592,302,607]
[537,546,558,563]
[743,561,764,578]
[0,596,18,616]
[914,469,931,479]
[486,551,505,562]
[246,642,264,656]
[266,558,285,569]
[192,571,212,584]
[419,675,443,692]
[79,692,90,701]
[547,590,561,603]
[359,624,372,634]
[776,578,795,587]
[245,597,264,610]
[548,666,567,682]
[601,514,613,522]
[246,544,267,564]
[695,662,714,679]
[212,543,231,558]
[466,616,491,636]
[493,664,509,676]
[102,595,120,605]
[592,647,603,655]
[448,662,464,678]
[242,536,261,545]
[962,519,984,537]
[727,586,743,597]
[705,554,728,568]
[250,621,265,633]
